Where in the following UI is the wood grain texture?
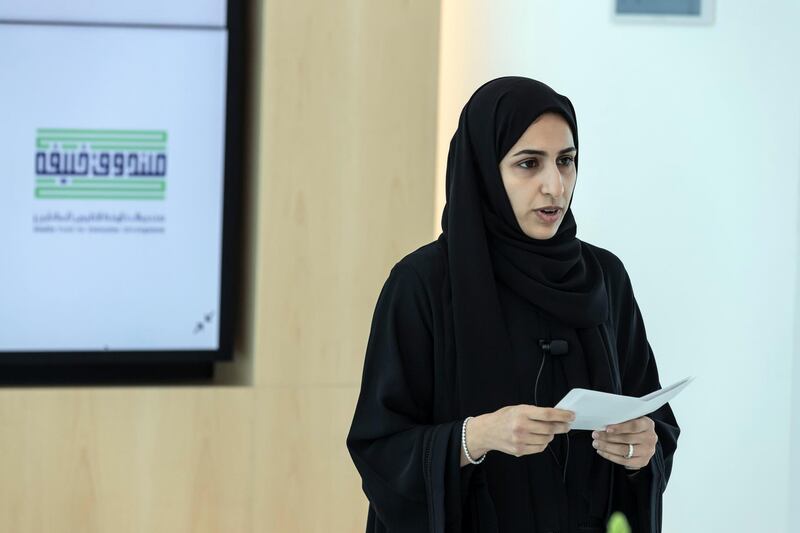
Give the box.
[253,385,365,532]
[0,389,254,533]
[252,0,441,388]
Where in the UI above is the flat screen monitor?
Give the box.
[0,0,244,372]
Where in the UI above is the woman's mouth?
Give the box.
[534,207,561,224]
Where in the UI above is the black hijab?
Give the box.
[438,76,618,422]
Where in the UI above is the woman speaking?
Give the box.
[346,77,680,533]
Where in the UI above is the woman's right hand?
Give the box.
[462,405,575,465]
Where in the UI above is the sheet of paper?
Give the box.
[554,376,694,431]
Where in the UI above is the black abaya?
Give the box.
[346,238,679,532]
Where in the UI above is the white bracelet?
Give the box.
[461,416,486,464]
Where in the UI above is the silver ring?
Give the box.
[625,443,634,459]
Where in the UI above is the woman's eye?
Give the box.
[558,156,575,166]
[518,159,537,169]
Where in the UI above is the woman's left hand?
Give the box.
[591,416,657,470]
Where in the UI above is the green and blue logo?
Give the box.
[34,128,168,201]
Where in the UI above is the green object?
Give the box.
[607,511,631,533]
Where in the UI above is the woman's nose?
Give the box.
[540,162,565,198]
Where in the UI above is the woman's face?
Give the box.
[498,112,577,240]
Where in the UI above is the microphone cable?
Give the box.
[534,312,570,484]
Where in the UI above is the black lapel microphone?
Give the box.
[535,338,571,483]
[538,339,569,356]
[533,339,569,405]
[534,339,569,405]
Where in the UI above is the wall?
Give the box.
[0,1,442,531]
[792,184,800,525]
[252,0,440,530]
[436,1,800,531]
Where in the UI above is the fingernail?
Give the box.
[591,431,598,438]
[606,427,614,433]
[592,440,599,448]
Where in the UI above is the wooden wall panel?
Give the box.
[252,0,441,388]
[252,386,364,532]
[0,389,254,533]
[250,0,441,529]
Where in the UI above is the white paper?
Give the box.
[554,376,694,431]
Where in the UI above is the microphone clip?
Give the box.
[538,339,552,355]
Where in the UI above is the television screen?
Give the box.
[0,0,242,368]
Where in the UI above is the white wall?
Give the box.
[792,194,800,524]
[436,2,800,531]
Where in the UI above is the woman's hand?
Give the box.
[463,405,574,465]
[592,416,658,470]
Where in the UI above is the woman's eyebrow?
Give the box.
[512,147,576,157]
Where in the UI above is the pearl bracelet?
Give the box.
[461,416,486,464]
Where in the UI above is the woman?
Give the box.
[346,77,680,533]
